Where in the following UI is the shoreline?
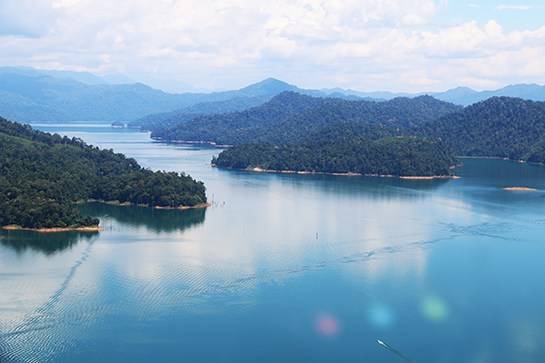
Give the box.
[2,225,102,233]
[4,201,212,233]
[400,175,461,180]
[215,165,459,180]
[151,137,231,148]
[85,199,211,210]
[154,202,211,210]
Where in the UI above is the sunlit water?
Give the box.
[1,124,545,362]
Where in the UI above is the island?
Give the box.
[0,117,208,232]
[213,135,456,178]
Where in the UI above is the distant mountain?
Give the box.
[237,77,298,96]
[131,78,367,130]
[130,95,273,130]
[0,66,109,85]
[0,71,190,122]
[320,88,410,100]
[0,68,367,123]
[326,84,545,106]
[151,92,461,145]
[432,84,545,106]
[3,65,544,123]
[420,97,545,161]
[431,87,481,106]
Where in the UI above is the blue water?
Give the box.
[1,125,545,362]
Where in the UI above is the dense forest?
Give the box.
[151,92,462,145]
[0,117,207,229]
[213,124,455,177]
[211,95,545,176]
[420,97,545,161]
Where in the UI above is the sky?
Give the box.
[0,0,544,93]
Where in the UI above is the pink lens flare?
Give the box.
[315,313,340,337]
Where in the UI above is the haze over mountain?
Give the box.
[0,66,134,85]
[1,66,545,124]
[0,68,366,123]
[329,84,545,106]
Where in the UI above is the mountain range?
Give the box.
[1,66,545,123]
[0,68,359,123]
[326,84,545,106]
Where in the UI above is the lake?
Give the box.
[1,124,545,362]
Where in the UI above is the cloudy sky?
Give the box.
[1,0,544,93]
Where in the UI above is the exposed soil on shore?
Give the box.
[2,225,102,233]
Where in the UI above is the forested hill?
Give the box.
[151,92,461,145]
[420,97,545,162]
[213,125,455,177]
[0,117,207,229]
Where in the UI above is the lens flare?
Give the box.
[420,296,449,322]
[367,304,395,329]
[314,313,340,337]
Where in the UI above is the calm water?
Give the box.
[2,125,545,362]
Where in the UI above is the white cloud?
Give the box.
[497,4,532,11]
[0,0,544,92]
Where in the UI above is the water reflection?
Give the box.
[0,231,97,255]
[0,204,206,256]
[217,168,451,201]
[80,203,207,233]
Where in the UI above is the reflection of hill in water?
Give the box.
[220,168,450,200]
[80,202,207,233]
[0,231,97,255]
[0,204,206,255]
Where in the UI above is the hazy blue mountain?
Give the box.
[325,84,545,106]
[431,87,481,106]
[0,71,190,122]
[0,66,107,85]
[131,78,368,130]
[320,88,410,100]
[236,77,298,96]
[432,84,545,106]
[131,96,273,129]
[0,68,368,123]
[5,65,542,123]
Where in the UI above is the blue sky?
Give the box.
[436,1,545,30]
[0,0,544,93]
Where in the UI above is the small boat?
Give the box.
[111,121,125,128]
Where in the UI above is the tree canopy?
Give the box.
[0,117,207,229]
[151,92,462,145]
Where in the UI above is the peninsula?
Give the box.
[0,117,207,231]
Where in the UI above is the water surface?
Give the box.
[1,125,545,362]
